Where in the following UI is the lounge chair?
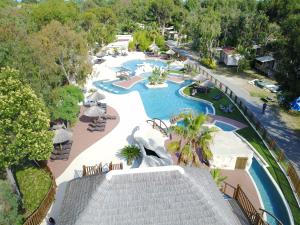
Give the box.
[101,114,117,120]
[89,123,106,128]
[220,104,229,113]
[228,104,234,113]
[52,148,71,155]
[213,93,223,101]
[87,126,105,132]
[97,102,107,107]
[50,153,69,161]
[89,120,106,125]
[191,89,197,96]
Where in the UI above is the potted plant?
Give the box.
[120,145,141,165]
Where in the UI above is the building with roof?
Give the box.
[220,48,243,66]
[57,166,244,225]
[104,35,133,55]
[255,56,276,77]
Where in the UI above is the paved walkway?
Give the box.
[169,42,300,170]
[113,75,144,89]
[209,72,300,169]
[167,75,184,84]
[47,106,120,178]
[221,169,262,211]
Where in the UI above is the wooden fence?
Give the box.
[23,162,56,225]
[82,162,123,177]
[191,63,300,200]
[222,183,268,225]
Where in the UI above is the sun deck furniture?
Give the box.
[101,114,117,120]
[87,126,105,132]
[50,153,69,161]
[52,149,71,155]
[220,104,234,113]
[191,88,197,96]
[213,93,223,100]
[89,123,106,128]
[89,120,106,125]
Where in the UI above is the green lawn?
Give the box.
[183,87,247,123]
[184,85,300,224]
[168,69,184,74]
[14,162,52,218]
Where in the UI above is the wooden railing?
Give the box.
[82,161,123,177]
[23,162,56,225]
[190,62,300,202]
[221,183,267,225]
[146,118,169,136]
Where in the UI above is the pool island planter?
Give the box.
[145,82,168,89]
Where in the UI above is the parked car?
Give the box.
[265,84,280,93]
[254,80,269,88]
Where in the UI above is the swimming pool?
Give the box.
[214,121,237,131]
[121,59,167,73]
[94,79,214,120]
[249,158,291,225]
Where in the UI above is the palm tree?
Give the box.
[210,169,227,187]
[167,112,215,167]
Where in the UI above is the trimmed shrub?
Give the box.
[200,57,217,69]
[120,145,141,165]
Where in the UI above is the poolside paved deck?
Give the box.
[165,134,261,211]
[221,169,262,210]
[167,75,184,84]
[47,106,119,178]
[113,75,144,89]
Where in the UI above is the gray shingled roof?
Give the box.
[58,167,241,225]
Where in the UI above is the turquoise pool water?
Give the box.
[249,158,290,225]
[121,59,167,73]
[214,121,237,131]
[95,59,291,225]
[94,80,214,120]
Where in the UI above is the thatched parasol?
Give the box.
[53,128,73,144]
[149,42,160,52]
[83,106,105,118]
[87,92,105,102]
[166,49,175,55]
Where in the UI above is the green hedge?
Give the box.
[200,57,217,69]
[0,180,23,225]
[14,163,52,218]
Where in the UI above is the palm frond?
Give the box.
[167,141,180,153]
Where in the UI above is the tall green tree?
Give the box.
[29,20,91,86]
[0,68,53,169]
[148,0,175,35]
[167,113,215,167]
[31,0,79,29]
[274,14,300,97]
[189,9,221,58]
[49,85,84,124]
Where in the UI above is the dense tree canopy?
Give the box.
[0,0,298,114]
[0,68,53,169]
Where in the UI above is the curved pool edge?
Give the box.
[246,163,267,220]
[238,134,294,225]
[178,84,216,115]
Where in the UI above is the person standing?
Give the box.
[262,102,267,114]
